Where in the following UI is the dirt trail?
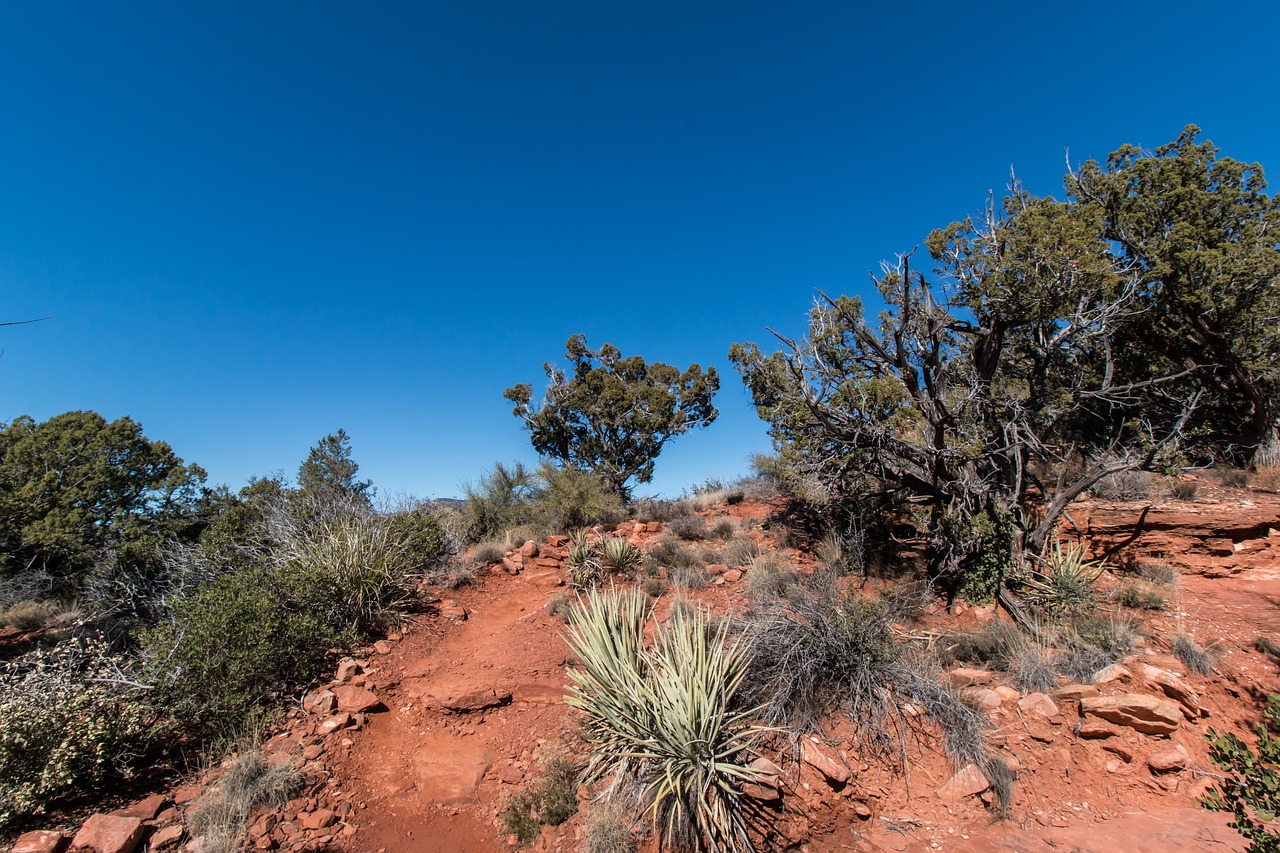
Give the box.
[328,564,577,852]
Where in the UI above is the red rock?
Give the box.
[439,601,469,621]
[11,830,66,853]
[742,756,784,801]
[335,658,362,683]
[171,785,201,805]
[1076,721,1116,739]
[428,687,512,713]
[1103,742,1135,762]
[947,667,994,687]
[303,688,338,716]
[802,740,851,785]
[965,688,1002,713]
[1052,684,1100,701]
[501,556,522,575]
[332,685,384,713]
[70,814,145,853]
[1017,693,1060,718]
[148,825,184,849]
[520,540,539,559]
[546,534,570,547]
[113,794,168,821]
[937,764,989,801]
[373,640,392,655]
[1146,742,1191,773]
[1081,694,1182,735]
[1095,664,1132,684]
[993,685,1021,702]
[318,712,353,735]
[722,569,743,583]
[298,810,336,831]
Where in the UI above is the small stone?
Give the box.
[1106,759,1122,773]
[1018,693,1059,718]
[937,764,989,802]
[335,658,362,683]
[303,689,338,716]
[1146,742,1191,774]
[1095,664,1132,685]
[171,786,201,805]
[1103,742,1134,762]
[1052,684,1100,702]
[150,825,185,849]
[332,685,384,713]
[802,741,851,785]
[743,756,784,801]
[947,668,994,688]
[70,814,145,853]
[318,713,353,735]
[113,795,169,821]
[10,830,66,853]
[994,685,1021,703]
[298,810,337,831]
[965,688,1002,713]
[373,640,392,655]
[439,601,468,621]
[1076,721,1116,740]
[520,540,540,559]
[853,801,873,819]
[723,569,743,583]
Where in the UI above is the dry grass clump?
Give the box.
[0,599,75,632]
[189,751,305,853]
[742,574,987,767]
[1214,466,1251,489]
[1055,614,1138,683]
[722,537,760,568]
[708,518,737,541]
[1173,632,1215,675]
[1010,643,1057,694]
[666,515,708,541]
[1164,477,1199,501]
[1253,465,1280,493]
[1254,635,1280,663]
[582,801,638,853]
[746,552,798,600]
[1091,469,1159,501]
[1113,582,1166,611]
[1136,559,1178,585]
[469,541,506,566]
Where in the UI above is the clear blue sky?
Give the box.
[2,1,1277,500]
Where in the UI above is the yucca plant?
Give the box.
[565,587,770,853]
[566,531,603,589]
[1022,542,1104,617]
[599,536,643,574]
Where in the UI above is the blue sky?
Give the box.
[2,1,1277,500]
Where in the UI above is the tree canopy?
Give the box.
[504,334,719,498]
[0,411,207,592]
[297,428,373,507]
[730,127,1277,609]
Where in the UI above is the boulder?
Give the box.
[1081,694,1181,735]
[11,830,66,853]
[318,712,353,735]
[1148,670,1207,720]
[70,815,144,853]
[993,685,1021,703]
[501,556,522,575]
[937,764,989,802]
[332,685,384,713]
[520,540,540,559]
[801,741,851,785]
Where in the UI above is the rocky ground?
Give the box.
[11,480,1280,853]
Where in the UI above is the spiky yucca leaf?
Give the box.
[599,536,643,574]
[1023,542,1103,616]
[565,588,769,853]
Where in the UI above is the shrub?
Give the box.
[500,753,579,844]
[742,575,986,765]
[1215,467,1251,489]
[643,578,666,598]
[667,562,709,591]
[189,751,304,853]
[565,588,768,853]
[937,620,1023,669]
[462,462,537,543]
[1091,469,1159,500]
[667,515,707,541]
[1113,583,1166,611]
[709,519,737,541]
[628,498,692,524]
[143,565,348,737]
[0,636,153,828]
[1174,632,1215,675]
[385,504,450,572]
[1010,643,1058,694]
[599,537,643,574]
[649,538,701,571]
[430,560,477,590]
[1255,636,1280,663]
[1021,543,1103,617]
[1203,694,1280,852]
[533,465,623,533]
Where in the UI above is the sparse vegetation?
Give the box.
[667,514,708,541]
[1137,559,1178,585]
[1165,477,1199,501]
[1204,694,1280,852]
[0,599,70,632]
[1021,543,1103,617]
[722,536,760,568]
[1253,466,1280,493]
[500,753,579,844]
[745,552,798,600]
[582,801,639,853]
